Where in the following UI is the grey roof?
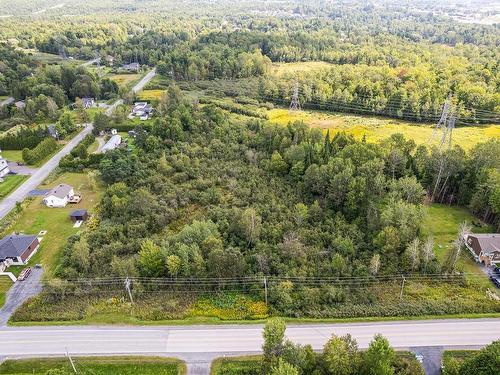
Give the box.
[467,234,500,255]
[0,234,37,259]
[47,124,58,136]
[47,183,73,199]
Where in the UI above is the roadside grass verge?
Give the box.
[9,311,500,327]
[210,352,422,375]
[0,175,28,199]
[0,356,186,375]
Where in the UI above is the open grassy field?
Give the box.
[270,61,334,76]
[18,48,84,65]
[1,150,23,163]
[0,356,186,375]
[0,174,28,199]
[0,276,12,307]
[2,173,102,277]
[109,73,142,89]
[138,89,164,101]
[268,108,499,150]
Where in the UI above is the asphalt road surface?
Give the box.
[0,319,497,358]
[0,124,93,220]
[132,68,156,94]
[0,268,43,326]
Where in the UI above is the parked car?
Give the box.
[489,274,500,289]
[18,267,32,281]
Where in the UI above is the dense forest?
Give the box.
[2,0,499,323]
[1,1,498,123]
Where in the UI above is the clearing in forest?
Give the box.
[268,108,500,150]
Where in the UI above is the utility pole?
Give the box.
[263,276,268,306]
[289,81,301,112]
[399,275,406,300]
[66,348,78,374]
[124,277,133,304]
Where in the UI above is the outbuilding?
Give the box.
[69,209,88,222]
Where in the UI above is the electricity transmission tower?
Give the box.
[431,94,458,202]
[289,81,301,111]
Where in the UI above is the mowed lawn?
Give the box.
[0,357,186,375]
[6,173,102,276]
[268,108,500,150]
[0,175,28,199]
[421,204,496,290]
[1,150,24,163]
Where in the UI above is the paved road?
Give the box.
[0,319,497,358]
[0,124,93,220]
[104,67,156,116]
[79,58,100,67]
[104,99,123,116]
[132,68,156,94]
[0,268,43,326]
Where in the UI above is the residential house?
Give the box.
[47,124,59,139]
[464,233,500,266]
[101,134,122,153]
[43,183,75,208]
[122,62,140,72]
[81,97,96,109]
[0,234,39,265]
[0,157,9,178]
[130,102,154,120]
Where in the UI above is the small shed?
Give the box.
[69,209,88,222]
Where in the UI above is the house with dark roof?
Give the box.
[43,183,75,208]
[0,234,39,265]
[47,124,59,140]
[122,62,140,72]
[464,233,500,266]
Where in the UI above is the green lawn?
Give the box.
[421,204,497,292]
[4,173,102,277]
[1,150,23,163]
[0,174,28,198]
[0,357,186,375]
[0,276,13,307]
[109,73,142,89]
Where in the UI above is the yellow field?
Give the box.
[109,73,142,88]
[271,61,333,76]
[268,109,500,150]
[138,89,164,101]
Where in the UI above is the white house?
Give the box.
[101,134,122,153]
[129,102,154,120]
[0,157,10,178]
[0,234,40,266]
[43,183,75,208]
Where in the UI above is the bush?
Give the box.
[22,137,58,165]
[0,127,47,150]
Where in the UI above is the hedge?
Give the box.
[22,137,58,165]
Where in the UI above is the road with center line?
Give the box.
[0,319,498,359]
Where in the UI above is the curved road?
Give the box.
[0,124,93,220]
